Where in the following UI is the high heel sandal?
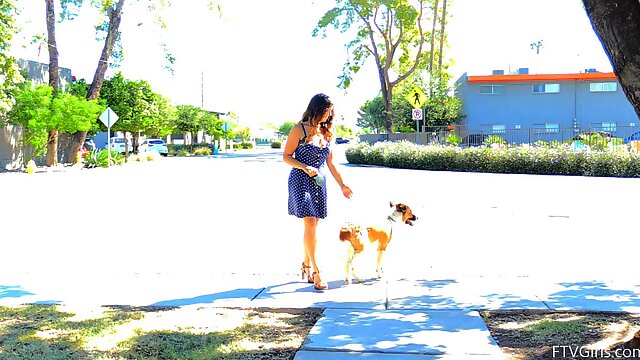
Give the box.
[301,263,313,283]
[312,271,328,291]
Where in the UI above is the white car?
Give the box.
[139,139,168,156]
[106,137,133,153]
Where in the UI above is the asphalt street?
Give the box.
[1,144,638,282]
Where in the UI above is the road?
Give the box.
[1,144,638,281]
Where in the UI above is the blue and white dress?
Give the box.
[288,124,330,219]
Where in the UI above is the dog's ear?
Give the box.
[389,201,394,208]
[339,228,352,241]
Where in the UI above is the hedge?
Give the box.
[345,141,640,177]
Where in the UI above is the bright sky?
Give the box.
[11,0,613,130]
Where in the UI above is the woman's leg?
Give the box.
[303,216,326,289]
[303,216,319,271]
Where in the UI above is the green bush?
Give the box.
[346,141,640,178]
[84,149,124,168]
[237,141,254,149]
[193,147,212,156]
[445,134,462,146]
[271,141,282,149]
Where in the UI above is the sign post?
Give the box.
[99,107,119,167]
[222,122,231,153]
[412,109,423,144]
[405,85,428,135]
[405,86,428,109]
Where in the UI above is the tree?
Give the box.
[145,94,175,139]
[279,121,297,137]
[60,0,221,162]
[45,0,61,166]
[99,73,160,156]
[427,0,439,74]
[0,0,21,115]
[8,84,102,160]
[357,76,462,133]
[582,0,640,119]
[64,0,125,162]
[233,126,251,142]
[314,0,430,133]
[436,0,447,72]
[174,104,203,144]
[200,110,222,140]
[357,96,386,133]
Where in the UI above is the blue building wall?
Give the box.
[455,72,639,141]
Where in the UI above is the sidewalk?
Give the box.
[1,273,640,359]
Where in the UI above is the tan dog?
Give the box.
[339,202,417,284]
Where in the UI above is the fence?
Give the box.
[359,125,640,147]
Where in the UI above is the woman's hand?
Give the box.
[341,184,353,199]
[304,166,319,177]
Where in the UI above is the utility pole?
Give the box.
[201,70,204,109]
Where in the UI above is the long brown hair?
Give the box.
[301,93,334,141]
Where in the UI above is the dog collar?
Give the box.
[387,215,396,222]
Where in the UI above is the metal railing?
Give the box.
[359,125,640,147]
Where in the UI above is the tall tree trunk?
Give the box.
[428,0,439,75]
[66,0,125,163]
[582,0,640,119]
[437,0,447,73]
[383,84,394,133]
[45,0,59,167]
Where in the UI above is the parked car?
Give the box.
[139,138,168,156]
[106,137,133,153]
[335,137,350,144]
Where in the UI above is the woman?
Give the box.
[283,93,353,290]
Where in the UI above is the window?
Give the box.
[589,82,617,92]
[602,122,617,132]
[492,125,506,134]
[532,84,560,93]
[545,123,559,133]
[480,85,505,94]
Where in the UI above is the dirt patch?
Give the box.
[481,310,640,359]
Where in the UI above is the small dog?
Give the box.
[339,202,417,284]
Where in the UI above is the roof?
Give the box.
[467,72,617,83]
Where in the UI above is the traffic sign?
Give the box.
[412,108,423,121]
[99,107,119,127]
[406,86,428,108]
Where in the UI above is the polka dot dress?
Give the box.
[288,126,331,219]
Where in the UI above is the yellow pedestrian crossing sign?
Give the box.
[406,86,428,108]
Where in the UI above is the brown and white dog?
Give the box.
[339,202,417,284]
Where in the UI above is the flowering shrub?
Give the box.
[345,141,640,177]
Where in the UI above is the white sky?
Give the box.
[10,0,613,129]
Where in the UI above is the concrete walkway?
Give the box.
[2,273,640,359]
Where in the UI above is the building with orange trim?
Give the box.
[454,69,640,144]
